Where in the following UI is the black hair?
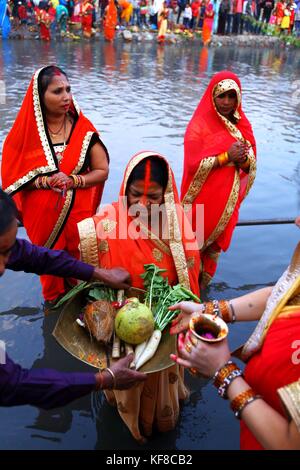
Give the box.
[0,189,18,236]
[126,156,169,192]
[38,65,68,98]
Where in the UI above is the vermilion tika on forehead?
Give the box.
[141,160,152,204]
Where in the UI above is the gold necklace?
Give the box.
[47,116,66,136]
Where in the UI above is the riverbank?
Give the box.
[2,24,298,49]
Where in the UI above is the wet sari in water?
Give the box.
[181,70,256,287]
[78,151,201,441]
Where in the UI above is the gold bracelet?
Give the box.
[70,174,79,188]
[218,152,229,167]
[34,177,41,189]
[41,176,49,189]
[104,367,117,389]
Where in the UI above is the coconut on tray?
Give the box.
[53,264,200,370]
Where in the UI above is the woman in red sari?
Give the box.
[80,0,94,38]
[202,2,214,46]
[1,65,109,303]
[37,5,52,41]
[78,151,200,442]
[103,0,118,41]
[170,229,300,449]
[181,70,256,288]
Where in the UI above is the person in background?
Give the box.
[56,2,69,35]
[80,0,94,37]
[201,1,214,44]
[157,0,169,41]
[169,217,300,450]
[182,0,192,27]
[191,0,201,29]
[181,71,256,288]
[0,188,146,409]
[103,0,117,39]
[212,0,221,32]
[1,65,109,305]
[217,0,230,34]
[176,0,187,24]
[262,0,274,23]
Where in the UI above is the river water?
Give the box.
[0,39,299,450]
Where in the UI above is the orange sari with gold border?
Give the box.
[78,151,200,441]
[1,67,108,300]
[181,71,256,287]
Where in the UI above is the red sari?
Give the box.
[240,243,300,449]
[103,0,117,41]
[81,1,94,37]
[78,151,200,441]
[241,311,300,449]
[181,70,256,287]
[1,67,108,301]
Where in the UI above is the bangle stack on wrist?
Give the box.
[203,299,236,323]
[203,300,220,317]
[213,361,243,399]
[230,388,262,419]
[217,152,229,167]
[70,174,86,188]
[35,176,50,189]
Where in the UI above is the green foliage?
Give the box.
[141,263,200,331]
[53,282,117,308]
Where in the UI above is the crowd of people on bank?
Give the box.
[1,0,300,40]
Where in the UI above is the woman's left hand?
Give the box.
[171,331,231,378]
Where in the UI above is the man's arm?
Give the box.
[7,239,94,280]
[0,353,147,409]
[7,239,131,289]
[0,354,96,409]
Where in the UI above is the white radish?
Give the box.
[112,332,121,358]
[125,343,134,355]
[134,340,148,364]
[135,330,162,370]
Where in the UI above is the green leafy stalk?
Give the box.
[141,263,200,332]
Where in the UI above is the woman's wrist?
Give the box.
[34,176,51,189]
[95,369,114,390]
[69,174,86,189]
[217,152,229,167]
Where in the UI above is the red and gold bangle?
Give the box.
[203,300,220,316]
[230,388,261,419]
[217,152,229,167]
[219,300,231,323]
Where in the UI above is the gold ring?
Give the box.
[185,342,192,353]
[190,335,198,347]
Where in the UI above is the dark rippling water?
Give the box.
[0,39,299,450]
